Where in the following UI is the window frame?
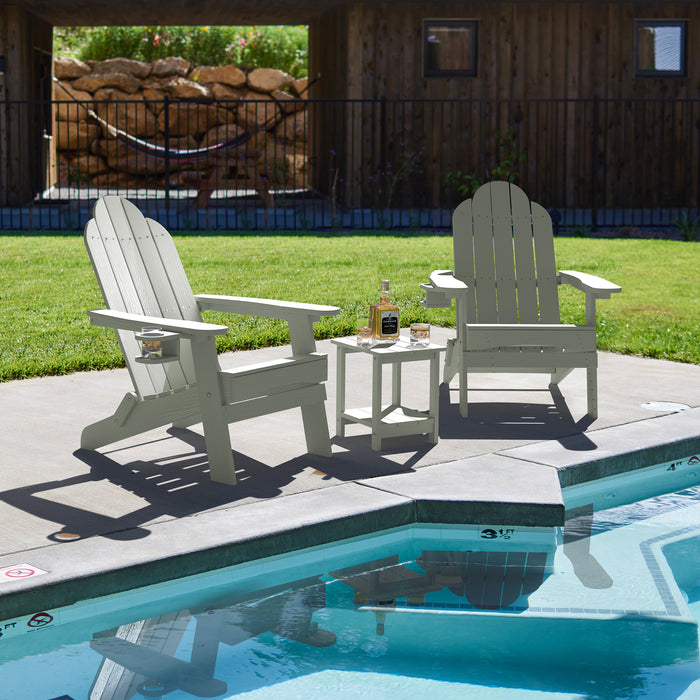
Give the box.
[423,19,478,78]
[635,19,687,78]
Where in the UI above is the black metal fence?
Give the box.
[2,95,700,231]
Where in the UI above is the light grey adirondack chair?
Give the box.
[421,181,621,419]
[82,196,339,485]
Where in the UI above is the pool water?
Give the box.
[1,458,699,700]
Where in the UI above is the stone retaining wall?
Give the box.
[53,56,310,193]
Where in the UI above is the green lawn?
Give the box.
[0,233,697,381]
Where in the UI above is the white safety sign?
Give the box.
[0,563,48,583]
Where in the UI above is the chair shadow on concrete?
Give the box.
[0,377,598,545]
[0,424,435,544]
[437,383,598,450]
[171,425,435,483]
[322,434,436,481]
[1,442,314,543]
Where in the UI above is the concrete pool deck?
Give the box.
[1,326,699,619]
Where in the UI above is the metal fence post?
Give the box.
[164,94,170,210]
[380,94,387,170]
[591,93,599,231]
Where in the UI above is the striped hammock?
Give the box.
[99,117,255,162]
[53,76,276,163]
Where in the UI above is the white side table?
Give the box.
[331,336,446,451]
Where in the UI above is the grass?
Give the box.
[0,234,697,382]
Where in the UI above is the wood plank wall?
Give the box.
[0,7,52,205]
[313,1,700,101]
[310,1,700,209]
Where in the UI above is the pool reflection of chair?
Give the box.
[89,576,335,698]
[416,550,549,609]
[331,555,443,634]
[563,503,614,589]
[332,549,551,624]
[89,610,203,699]
[190,575,336,656]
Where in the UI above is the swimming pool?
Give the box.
[1,457,699,699]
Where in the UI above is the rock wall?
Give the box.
[53,56,310,194]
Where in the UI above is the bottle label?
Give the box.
[380,310,399,336]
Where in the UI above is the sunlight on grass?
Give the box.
[0,234,697,381]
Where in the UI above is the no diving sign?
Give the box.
[0,563,48,583]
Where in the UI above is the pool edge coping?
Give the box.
[0,408,698,620]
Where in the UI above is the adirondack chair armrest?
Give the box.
[421,270,468,308]
[87,309,229,339]
[558,270,621,326]
[195,294,340,355]
[558,270,621,299]
[195,294,340,322]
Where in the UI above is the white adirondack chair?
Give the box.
[421,181,621,419]
[82,196,339,485]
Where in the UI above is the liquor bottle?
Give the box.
[369,279,400,344]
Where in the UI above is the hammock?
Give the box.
[53,76,278,163]
[100,119,254,163]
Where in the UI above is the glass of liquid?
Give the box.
[141,327,164,359]
[410,323,430,346]
[356,319,373,347]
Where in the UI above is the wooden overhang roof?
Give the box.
[12,0,350,25]
[13,0,682,27]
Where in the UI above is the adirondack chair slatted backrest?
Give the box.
[453,181,561,325]
[85,196,201,398]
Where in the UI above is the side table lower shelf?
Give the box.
[332,336,445,451]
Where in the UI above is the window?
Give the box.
[635,20,687,76]
[424,20,478,77]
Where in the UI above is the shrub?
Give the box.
[53,25,309,78]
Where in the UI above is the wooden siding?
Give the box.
[0,6,52,205]
[312,1,700,101]
[310,2,700,209]
[1,0,697,211]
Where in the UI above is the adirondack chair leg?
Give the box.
[586,365,599,420]
[550,366,598,419]
[82,391,193,450]
[443,335,468,416]
[458,370,469,418]
[198,411,237,485]
[81,392,139,449]
[191,338,237,485]
[300,398,333,457]
[443,337,460,383]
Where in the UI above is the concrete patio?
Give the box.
[1,326,699,619]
